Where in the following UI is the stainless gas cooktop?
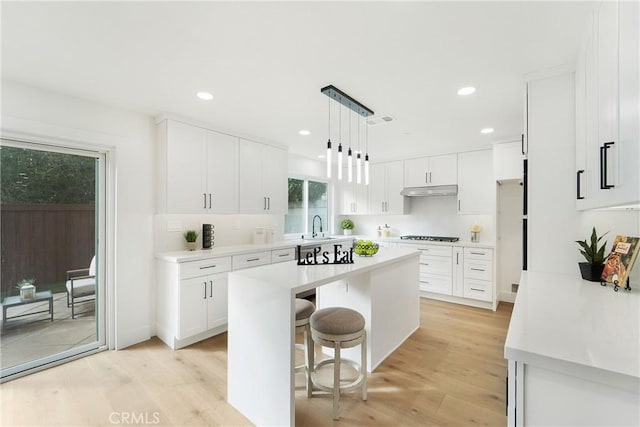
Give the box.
[400,235,460,242]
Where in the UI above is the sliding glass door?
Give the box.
[0,139,107,381]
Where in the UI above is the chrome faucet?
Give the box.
[312,215,323,238]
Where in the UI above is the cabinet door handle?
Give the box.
[576,170,585,200]
[470,252,484,255]
[456,253,459,264]
[199,265,217,269]
[247,258,260,262]
[470,268,485,272]
[471,287,485,292]
[382,201,384,212]
[209,193,212,209]
[429,172,432,183]
[521,133,525,155]
[209,280,213,298]
[600,142,615,189]
[203,282,207,299]
[263,197,267,210]
[203,193,207,209]
[458,199,461,211]
[268,197,271,210]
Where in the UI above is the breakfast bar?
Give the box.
[227,246,420,426]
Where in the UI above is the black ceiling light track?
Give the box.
[320,85,374,118]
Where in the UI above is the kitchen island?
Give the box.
[505,270,639,426]
[227,246,420,426]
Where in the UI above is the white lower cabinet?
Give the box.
[462,247,493,302]
[179,272,228,339]
[400,244,453,295]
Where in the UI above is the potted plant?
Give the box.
[576,227,608,281]
[16,278,36,300]
[341,219,354,236]
[184,230,199,251]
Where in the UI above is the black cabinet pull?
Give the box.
[470,268,485,272]
[576,170,585,199]
[203,193,207,209]
[521,133,525,155]
[247,258,260,262]
[600,142,615,189]
[209,193,212,209]
[199,265,217,269]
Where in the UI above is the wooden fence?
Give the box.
[1,204,95,293]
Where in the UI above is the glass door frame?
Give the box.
[0,136,111,382]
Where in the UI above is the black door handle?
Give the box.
[521,133,525,155]
[600,142,615,189]
[576,170,585,200]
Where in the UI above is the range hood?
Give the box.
[400,185,458,197]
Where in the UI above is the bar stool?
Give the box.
[309,307,367,420]
[295,298,316,397]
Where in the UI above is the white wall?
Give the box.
[338,196,495,243]
[1,80,155,349]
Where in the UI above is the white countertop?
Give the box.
[228,246,419,295]
[505,270,640,391]
[156,236,354,263]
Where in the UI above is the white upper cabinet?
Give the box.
[457,149,495,214]
[404,154,457,187]
[238,138,287,214]
[339,169,369,215]
[493,141,524,182]
[575,0,639,209]
[368,161,407,215]
[157,119,238,214]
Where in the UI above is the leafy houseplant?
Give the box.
[341,219,354,236]
[16,278,36,300]
[184,230,199,251]
[576,227,608,281]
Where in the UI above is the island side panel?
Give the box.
[369,254,420,367]
[227,272,295,426]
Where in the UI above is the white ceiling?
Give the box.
[1,1,594,162]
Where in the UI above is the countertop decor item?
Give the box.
[341,219,354,235]
[470,224,483,243]
[381,224,391,238]
[354,240,379,256]
[184,230,199,251]
[600,235,640,291]
[576,227,608,281]
[16,278,36,300]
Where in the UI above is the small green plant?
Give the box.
[341,219,354,230]
[15,278,35,289]
[576,227,608,265]
[184,230,198,243]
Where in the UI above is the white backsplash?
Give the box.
[338,196,495,243]
[155,214,284,253]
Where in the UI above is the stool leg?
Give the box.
[305,324,313,397]
[362,331,367,401]
[333,341,341,421]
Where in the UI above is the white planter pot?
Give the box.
[20,284,36,300]
[343,229,353,236]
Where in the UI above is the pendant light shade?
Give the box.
[347,147,353,183]
[326,139,332,178]
[356,152,362,184]
[364,153,370,185]
[337,143,343,180]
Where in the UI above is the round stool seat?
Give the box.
[296,298,316,321]
[310,307,365,335]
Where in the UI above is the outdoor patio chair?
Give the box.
[65,256,96,319]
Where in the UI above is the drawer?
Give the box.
[232,251,271,270]
[464,259,492,280]
[416,244,453,258]
[271,247,295,263]
[464,278,492,302]
[419,273,452,295]
[464,247,493,261]
[420,256,452,276]
[180,256,231,280]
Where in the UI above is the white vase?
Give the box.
[343,229,352,236]
[20,284,36,300]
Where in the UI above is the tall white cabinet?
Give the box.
[575,0,639,209]
[368,161,407,215]
[157,119,239,213]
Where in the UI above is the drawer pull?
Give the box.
[277,254,288,257]
[470,252,485,255]
[470,287,485,292]
[199,265,217,269]
[470,268,485,272]
[247,258,260,262]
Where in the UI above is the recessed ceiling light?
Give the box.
[196,91,213,101]
[457,87,476,96]
[480,128,494,134]
[299,130,311,136]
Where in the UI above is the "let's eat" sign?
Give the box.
[297,244,354,265]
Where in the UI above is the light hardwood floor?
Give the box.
[1,299,513,426]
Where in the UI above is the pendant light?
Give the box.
[356,114,362,184]
[320,85,375,185]
[365,120,370,185]
[347,107,353,183]
[326,97,332,178]
[337,104,343,180]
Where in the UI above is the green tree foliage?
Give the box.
[288,178,326,207]
[0,146,96,204]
